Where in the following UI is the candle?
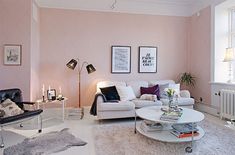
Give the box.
[59,86,62,94]
[49,85,51,91]
[42,84,45,95]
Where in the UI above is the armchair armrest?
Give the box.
[96,93,107,104]
[180,90,191,98]
[16,101,35,105]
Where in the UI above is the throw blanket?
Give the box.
[90,93,119,116]
[90,93,106,116]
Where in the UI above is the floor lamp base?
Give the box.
[69,107,84,119]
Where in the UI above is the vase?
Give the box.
[168,96,174,109]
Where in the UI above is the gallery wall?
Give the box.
[39,8,189,107]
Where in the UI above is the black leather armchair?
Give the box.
[0,88,43,148]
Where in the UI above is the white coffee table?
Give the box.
[134,106,205,152]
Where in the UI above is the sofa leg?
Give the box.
[0,126,4,148]
[38,115,42,133]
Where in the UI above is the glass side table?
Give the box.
[36,97,68,122]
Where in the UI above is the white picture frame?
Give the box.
[4,44,22,65]
[111,46,131,73]
[139,46,157,73]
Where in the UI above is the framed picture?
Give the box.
[111,46,131,73]
[3,44,22,65]
[138,46,157,73]
[47,89,56,101]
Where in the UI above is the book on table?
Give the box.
[171,129,199,138]
[140,120,163,132]
[171,123,199,138]
[160,111,183,122]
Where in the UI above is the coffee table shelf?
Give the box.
[135,106,205,143]
[136,123,205,143]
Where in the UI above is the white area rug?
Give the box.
[93,116,235,155]
[4,128,87,155]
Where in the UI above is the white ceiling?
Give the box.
[36,0,226,17]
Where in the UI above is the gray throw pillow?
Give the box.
[159,84,170,99]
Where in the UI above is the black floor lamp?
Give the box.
[66,59,96,119]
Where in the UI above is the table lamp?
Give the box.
[66,59,96,119]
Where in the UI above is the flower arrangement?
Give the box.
[166,88,175,98]
[165,88,175,109]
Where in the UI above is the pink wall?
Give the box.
[40,8,189,107]
[0,0,32,100]
[188,6,211,104]
[30,2,41,101]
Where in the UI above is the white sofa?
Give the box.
[95,80,194,120]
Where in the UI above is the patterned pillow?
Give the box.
[0,99,24,117]
[140,94,157,101]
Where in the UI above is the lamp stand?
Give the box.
[228,61,233,83]
[66,58,96,119]
[78,71,84,119]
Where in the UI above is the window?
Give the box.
[229,9,235,47]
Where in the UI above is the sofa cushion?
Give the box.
[100,86,120,101]
[97,101,135,111]
[126,81,148,98]
[140,85,160,100]
[159,83,170,99]
[160,97,194,106]
[97,81,126,92]
[132,99,162,108]
[116,86,136,101]
[140,94,157,101]
[148,80,175,86]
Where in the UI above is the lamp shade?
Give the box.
[224,48,234,62]
[66,59,77,70]
[86,64,96,74]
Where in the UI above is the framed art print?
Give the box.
[139,46,157,73]
[4,44,22,65]
[111,46,131,73]
[47,89,56,101]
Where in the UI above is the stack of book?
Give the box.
[171,123,199,138]
[140,120,163,132]
[160,111,182,122]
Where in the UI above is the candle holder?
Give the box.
[57,94,64,101]
[42,95,45,102]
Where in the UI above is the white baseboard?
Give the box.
[194,102,219,117]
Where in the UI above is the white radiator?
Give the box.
[220,89,235,119]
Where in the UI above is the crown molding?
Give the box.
[36,0,227,17]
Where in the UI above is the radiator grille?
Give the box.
[220,89,235,119]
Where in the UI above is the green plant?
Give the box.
[179,72,196,87]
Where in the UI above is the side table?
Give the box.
[36,97,68,122]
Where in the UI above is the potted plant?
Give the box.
[179,72,196,87]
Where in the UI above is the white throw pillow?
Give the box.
[0,99,24,117]
[159,84,170,99]
[140,94,157,101]
[168,83,180,96]
[116,86,136,101]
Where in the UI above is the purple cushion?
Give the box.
[140,85,160,100]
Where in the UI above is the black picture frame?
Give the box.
[111,46,131,74]
[47,89,56,101]
[138,46,157,73]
